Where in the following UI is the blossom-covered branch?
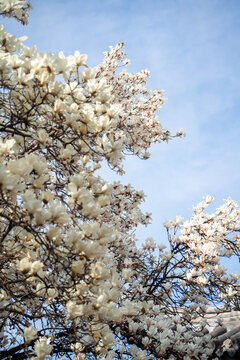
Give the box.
[0,1,239,360]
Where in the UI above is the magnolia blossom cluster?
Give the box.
[0,0,31,24]
[0,1,239,360]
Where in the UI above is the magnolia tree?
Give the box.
[0,1,240,360]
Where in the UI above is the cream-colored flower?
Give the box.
[24,325,38,344]
[34,337,53,360]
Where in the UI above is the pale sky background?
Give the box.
[2,0,240,271]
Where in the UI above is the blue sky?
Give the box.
[2,0,240,268]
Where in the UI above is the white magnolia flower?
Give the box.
[0,138,15,155]
[34,337,53,360]
[24,325,38,344]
